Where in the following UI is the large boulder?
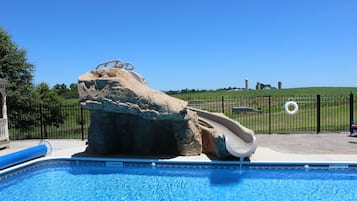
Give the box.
[78,63,202,156]
[78,66,187,120]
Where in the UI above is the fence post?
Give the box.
[39,104,43,139]
[221,96,225,113]
[316,95,321,134]
[268,96,272,134]
[350,93,354,134]
[81,107,85,140]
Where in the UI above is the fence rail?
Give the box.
[7,94,357,140]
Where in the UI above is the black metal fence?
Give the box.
[9,104,90,140]
[187,94,356,134]
[7,94,357,140]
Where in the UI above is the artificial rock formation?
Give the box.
[78,61,203,156]
[200,119,230,159]
[78,66,187,120]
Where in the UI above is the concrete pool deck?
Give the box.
[1,133,357,162]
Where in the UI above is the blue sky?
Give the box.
[1,0,356,90]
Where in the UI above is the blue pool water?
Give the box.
[0,160,357,201]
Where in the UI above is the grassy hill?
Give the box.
[64,87,357,104]
[171,87,357,99]
[66,87,357,102]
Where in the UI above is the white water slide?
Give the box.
[189,107,257,160]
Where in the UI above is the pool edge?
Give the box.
[2,156,357,176]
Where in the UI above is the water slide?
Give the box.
[188,107,257,160]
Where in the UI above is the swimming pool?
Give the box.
[1,159,357,201]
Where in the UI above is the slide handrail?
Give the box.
[96,59,134,71]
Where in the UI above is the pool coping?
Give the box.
[2,156,357,177]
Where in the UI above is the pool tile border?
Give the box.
[1,157,357,183]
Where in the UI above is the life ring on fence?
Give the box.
[284,101,299,115]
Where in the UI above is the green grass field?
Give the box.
[171,87,357,99]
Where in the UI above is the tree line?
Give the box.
[165,87,243,95]
[52,83,78,99]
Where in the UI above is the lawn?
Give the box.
[171,87,357,99]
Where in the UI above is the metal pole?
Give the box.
[350,93,354,134]
[40,104,43,139]
[221,96,225,113]
[269,96,271,134]
[316,95,321,134]
[81,107,84,141]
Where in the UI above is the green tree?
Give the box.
[53,83,78,99]
[69,83,78,98]
[36,82,67,138]
[53,83,69,97]
[0,27,38,130]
